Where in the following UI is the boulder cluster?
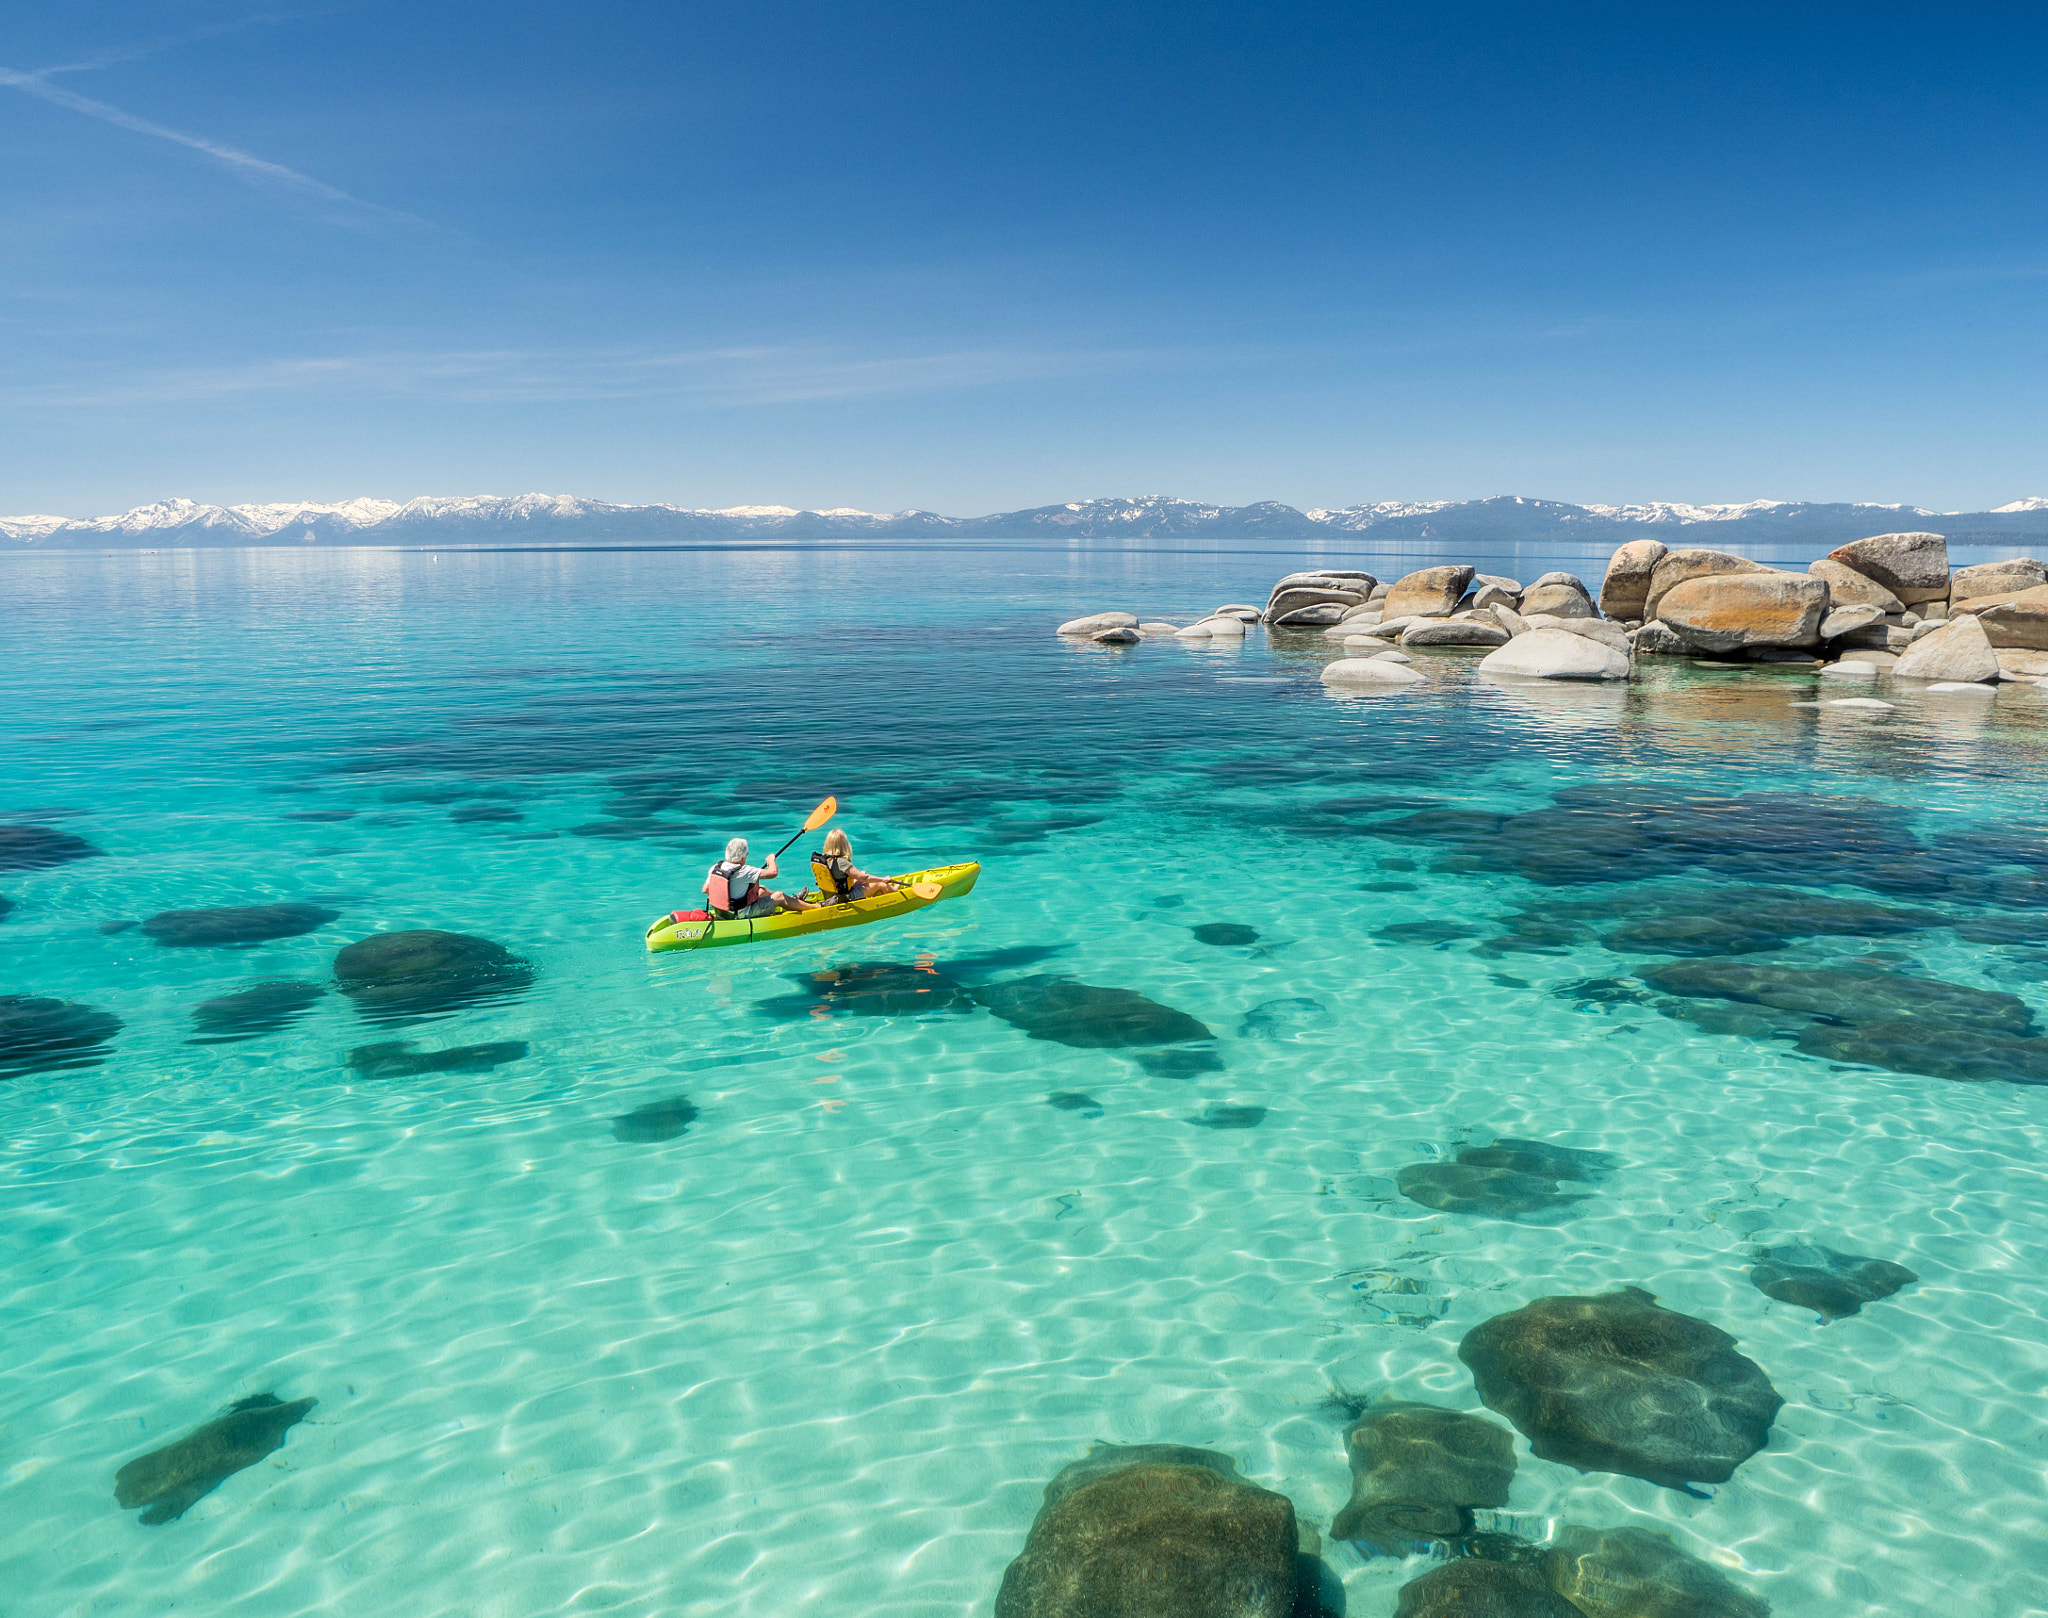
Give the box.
[1054,532,2048,691]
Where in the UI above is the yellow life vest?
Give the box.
[812,851,856,903]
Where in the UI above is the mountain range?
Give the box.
[5,492,2047,549]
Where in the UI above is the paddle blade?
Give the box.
[908,880,943,901]
[804,796,838,831]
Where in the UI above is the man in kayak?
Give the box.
[813,829,901,904]
[705,838,817,918]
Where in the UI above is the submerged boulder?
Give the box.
[1394,1560,1582,1618]
[1,995,122,1077]
[1397,1161,1592,1221]
[1192,923,1259,946]
[332,929,532,1024]
[1457,1137,1617,1181]
[345,1040,529,1078]
[1478,628,1630,682]
[973,977,1212,1048]
[1458,1287,1783,1493]
[1541,1524,1771,1618]
[1793,1019,2048,1085]
[1322,657,1426,687]
[0,823,104,872]
[612,1094,700,1141]
[995,1445,1302,1618]
[1824,532,1951,605]
[1748,1242,1918,1321]
[791,960,976,1015]
[114,1393,316,1525]
[1331,1401,1516,1555]
[142,902,339,948]
[1640,958,2034,1035]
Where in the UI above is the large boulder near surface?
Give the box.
[332,929,532,1023]
[0,824,104,872]
[1400,620,1510,649]
[1892,613,2000,682]
[1394,1560,1582,1618]
[1458,1286,1783,1493]
[1541,1523,1771,1618]
[1523,615,1630,653]
[1267,586,1366,620]
[1383,565,1476,619]
[1332,1402,1515,1555]
[1655,573,1828,652]
[1808,557,1904,611]
[1322,658,1426,687]
[1825,532,1951,605]
[1599,539,1667,619]
[1748,1242,1918,1321]
[1272,604,1352,627]
[141,902,339,948]
[1478,628,1630,682]
[1056,612,1136,636]
[995,1445,1302,1618]
[1643,549,1765,621]
[1952,558,2046,601]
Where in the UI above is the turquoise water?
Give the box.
[4,543,2047,1616]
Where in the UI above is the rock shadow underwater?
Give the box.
[612,1094,699,1141]
[331,929,533,1025]
[345,1040,529,1078]
[0,823,104,871]
[113,1392,316,1525]
[188,981,325,1044]
[1397,1138,1618,1222]
[1,994,123,1078]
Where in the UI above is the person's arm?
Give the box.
[761,853,780,880]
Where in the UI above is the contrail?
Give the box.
[0,52,424,227]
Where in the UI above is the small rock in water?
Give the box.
[973,976,1212,1048]
[1459,1287,1783,1494]
[1045,1091,1103,1117]
[114,1393,316,1525]
[1238,996,1324,1038]
[1092,626,1141,645]
[1456,1137,1617,1182]
[0,823,104,871]
[1748,1242,1918,1320]
[1135,1047,1226,1078]
[332,929,534,1024]
[1056,611,1136,636]
[1378,920,1482,945]
[1825,697,1895,710]
[1191,922,1258,946]
[995,1444,1304,1618]
[1189,1101,1265,1129]
[188,981,325,1044]
[612,1094,700,1141]
[0,994,123,1078]
[1331,1400,1516,1555]
[1542,1523,1771,1618]
[1394,1559,1583,1618]
[345,1040,530,1078]
[142,902,341,948]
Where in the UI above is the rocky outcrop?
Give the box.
[1458,1286,1782,1493]
[1817,604,1885,639]
[1056,612,1136,635]
[1642,549,1765,621]
[1951,558,2045,601]
[1478,628,1631,681]
[995,1445,1302,1618]
[1630,621,1688,655]
[1825,532,1951,604]
[1331,1402,1516,1556]
[1520,572,1596,618]
[1967,585,2048,649]
[1655,572,1829,652]
[1523,615,1630,653]
[1383,565,1475,619]
[1267,586,1367,621]
[1808,557,1904,611]
[1598,540,1667,619]
[1892,613,1999,682]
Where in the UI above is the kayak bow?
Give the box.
[645,861,980,952]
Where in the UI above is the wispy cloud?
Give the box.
[0,10,422,230]
[0,341,1168,410]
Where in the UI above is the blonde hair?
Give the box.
[822,828,850,857]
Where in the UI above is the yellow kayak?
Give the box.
[645,861,981,952]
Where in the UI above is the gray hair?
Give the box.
[725,837,748,863]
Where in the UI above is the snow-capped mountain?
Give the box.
[5,491,2046,548]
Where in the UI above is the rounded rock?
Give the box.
[1322,658,1426,687]
[1056,611,1137,636]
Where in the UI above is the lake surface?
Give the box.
[4,540,2047,1617]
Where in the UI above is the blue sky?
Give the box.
[3,1,2045,515]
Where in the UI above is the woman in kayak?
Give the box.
[705,838,818,918]
[812,829,901,904]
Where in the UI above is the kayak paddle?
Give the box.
[772,796,837,860]
[908,880,943,900]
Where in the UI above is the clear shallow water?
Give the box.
[4,543,2047,1617]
